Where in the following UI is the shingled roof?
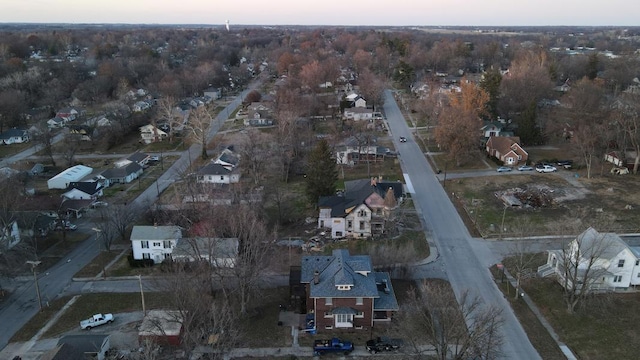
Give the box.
[318,178,403,217]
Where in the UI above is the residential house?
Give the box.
[131,225,182,264]
[196,162,240,184]
[60,198,94,219]
[214,147,240,170]
[343,107,374,121]
[604,151,637,171]
[538,227,640,292]
[172,237,239,267]
[345,93,367,108]
[486,136,528,165]
[47,116,67,129]
[336,137,389,166]
[67,125,92,141]
[57,334,110,360]
[139,124,168,144]
[15,212,56,239]
[299,249,398,331]
[480,120,513,139]
[127,151,152,167]
[47,165,93,190]
[318,178,403,239]
[56,107,81,121]
[0,128,30,145]
[86,114,112,127]
[40,343,86,360]
[203,87,222,100]
[100,162,143,184]
[139,310,183,346]
[133,100,153,112]
[62,181,104,201]
[0,221,21,250]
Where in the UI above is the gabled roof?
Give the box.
[173,237,239,259]
[486,136,527,156]
[40,343,85,360]
[197,163,231,176]
[130,225,182,241]
[0,128,28,139]
[67,181,102,195]
[575,227,631,261]
[318,178,403,217]
[57,334,109,354]
[127,151,150,163]
[101,162,142,178]
[301,249,378,298]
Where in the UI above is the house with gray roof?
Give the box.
[0,128,30,145]
[196,162,240,185]
[101,162,143,184]
[56,334,110,360]
[538,227,640,292]
[318,178,404,239]
[336,136,390,166]
[172,237,239,267]
[299,249,398,332]
[131,225,182,264]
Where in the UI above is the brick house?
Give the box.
[486,136,528,165]
[300,249,398,331]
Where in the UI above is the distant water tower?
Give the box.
[225,20,230,32]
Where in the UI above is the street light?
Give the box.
[25,260,42,311]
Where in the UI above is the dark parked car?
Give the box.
[399,136,407,143]
[366,336,404,353]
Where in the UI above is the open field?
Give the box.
[444,170,640,237]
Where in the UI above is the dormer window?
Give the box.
[358,209,366,217]
[337,285,352,290]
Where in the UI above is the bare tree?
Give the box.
[32,121,56,166]
[612,92,640,173]
[557,227,613,314]
[100,205,138,243]
[396,280,504,360]
[237,128,272,185]
[186,106,212,159]
[156,96,183,144]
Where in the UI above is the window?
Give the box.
[636,260,639,266]
[141,241,149,249]
[220,176,224,181]
[337,285,351,290]
[355,297,363,305]
[163,240,172,249]
[355,311,364,318]
[359,221,365,230]
[347,220,352,229]
[613,275,622,283]
[325,297,332,305]
[163,253,171,259]
[335,314,353,328]
[153,242,161,247]
[358,209,366,217]
[324,312,333,318]
[618,259,625,268]
[142,253,151,259]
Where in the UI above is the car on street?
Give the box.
[80,313,114,330]
[536,164,557,173]
[366,336,404,353]
[497,166,512,172]
[399,136,407,143]
[517,165,534,171]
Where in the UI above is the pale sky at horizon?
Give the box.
[2,0,638,27]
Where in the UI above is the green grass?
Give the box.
[73,251,122,278]
[240,287,291,347]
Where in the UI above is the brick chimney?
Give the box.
[313,270,320,285]
[370,177,377,187]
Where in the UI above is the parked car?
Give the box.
[496,166,512,172]
[54,221,77,231]
[517,165,534,171]
[149,155,160,161]
[399,136,407,143]
[557,160,573,169]
[536,164,557,173]
[313,337,354,355]
[80,313,113,330]
[366,336,404,353]
[91,201,108,208]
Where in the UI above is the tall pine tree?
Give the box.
[305,139,338,204]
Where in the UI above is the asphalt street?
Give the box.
[383,90,541,360]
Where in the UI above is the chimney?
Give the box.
[313,270,320,285]
[378,175,382,182]
[370,177,377,187]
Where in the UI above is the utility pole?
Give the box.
[500,206,507,240]
[92,228,106,279]
[26,260,42,311]
[138,274,146,316]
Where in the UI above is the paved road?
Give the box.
[0,81,262,353]
[383,90,541,360]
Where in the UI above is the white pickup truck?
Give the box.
[80,313,114,330]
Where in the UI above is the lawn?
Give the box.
[337,158,404,188]
[239,287,292,347]
[495,253,640,359]
[10,292,173,342]
[73,250,122,278]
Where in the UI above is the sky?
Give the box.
[2,0,638,27]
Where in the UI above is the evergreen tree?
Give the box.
[479,69,502,119]
[516,101,542,145]
[305,139,338,204]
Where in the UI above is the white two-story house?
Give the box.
[130,225,182,264]
[318,178,403,239]
[538,227,640,292]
